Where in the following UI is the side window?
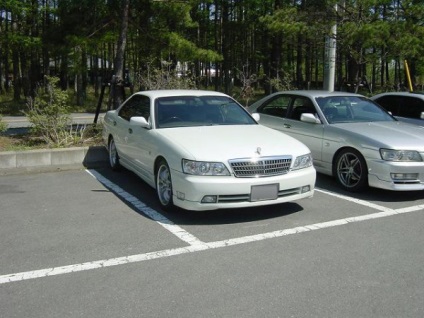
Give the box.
[118,95,151,121]
[376,96,400,114]
[288,97,316,121]
[133,95,151,120]
[399,97,424,119]
[257,96,290,118]
[118,98,136,121]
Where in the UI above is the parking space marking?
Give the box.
[1,176,423,285]
[0,245,209,284]
[316,188,393,211]
[1,201,422,284]
[86,170,207,248]
[316,188,424,213]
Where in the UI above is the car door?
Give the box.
[125,95,156,183]
[113,97,140,162]
[279,96,325,162]
[256,94,324,162]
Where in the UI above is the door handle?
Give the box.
[128,128,133,134]
[113,120,117,126]
[283,123,291,128]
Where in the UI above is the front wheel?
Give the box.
[334,148,368,192]
[156,159,174,210]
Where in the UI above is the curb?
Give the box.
[0,146,109,175]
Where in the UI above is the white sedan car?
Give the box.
[102,90,316,211]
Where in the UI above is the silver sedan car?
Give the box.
[248,90,424,192]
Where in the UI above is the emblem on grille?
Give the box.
[255,147,261,155]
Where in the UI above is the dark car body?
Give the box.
[371,92,424,126]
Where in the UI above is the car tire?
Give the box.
[108,137,121,171]
[334,148,368,192]
[156,159,174,210]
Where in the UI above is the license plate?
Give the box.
[250,184,279,202]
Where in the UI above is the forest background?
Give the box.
[0,0,424,116]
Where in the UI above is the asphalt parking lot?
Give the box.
[1,167,423,318]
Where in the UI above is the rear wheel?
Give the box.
[156,159,174,210]
[108,137,120,171]
[334,148,368,192]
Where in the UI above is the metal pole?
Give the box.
[404,60,414,92]
[323,4,337,92]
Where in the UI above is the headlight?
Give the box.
[182,159,230,176]
[292,153,313,170]
[380,149,422,162]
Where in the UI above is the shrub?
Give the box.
[137,60,197,90]
[0,116,7,133]
[25,76,73,147]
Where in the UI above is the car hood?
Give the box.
[156,125,310,160]
[333,121,424,150]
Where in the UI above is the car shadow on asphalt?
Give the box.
[165,202,303,226]
[93,167,423,227]
[93,167,304,225]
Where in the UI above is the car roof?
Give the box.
[371,92,424,99]
[267,90,366,99]
[132,89,230,99]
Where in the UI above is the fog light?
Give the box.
[301,185,311,193]
[177,192,185,200]
[390,173,418,181]
[201,195,217,203]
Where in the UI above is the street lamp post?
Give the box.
[323,4,337,92]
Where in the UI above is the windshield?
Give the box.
[155,96,256,128]
[316,96,395,124]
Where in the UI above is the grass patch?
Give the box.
[0,134,47,152]
[0,124,104,152]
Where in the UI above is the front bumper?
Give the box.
[170,166,316,211]
[367,159,424,191]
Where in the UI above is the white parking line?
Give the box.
[1,177,423,285]
[316,188,424,214]
[315,188,393,212]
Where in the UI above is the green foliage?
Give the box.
[260,7,306,35]
[168,32,223,62]
[23,76,103,148]
[137,61,197,90]
[25,76,73,147]
[0,116,7,133]
[235,67,258,107]
[1,0,424,101]
[269,72,296,92]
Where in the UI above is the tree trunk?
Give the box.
[12,49,21,101]
[112,0,130,109]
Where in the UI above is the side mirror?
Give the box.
[252,113,260,121]
[130,116,151,129]
[300,113,321,124]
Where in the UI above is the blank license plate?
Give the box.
[250,184,279,202]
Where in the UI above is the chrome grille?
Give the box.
[229,156,292,178]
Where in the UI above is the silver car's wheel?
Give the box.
[156,160,174,210]
[334,148,368,192]
[108,138,120,171]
